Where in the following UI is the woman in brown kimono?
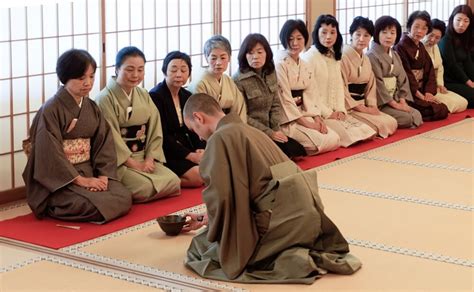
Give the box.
[23,49,132,222]
[394,11,449,121]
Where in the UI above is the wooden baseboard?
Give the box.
[0,187,26,205]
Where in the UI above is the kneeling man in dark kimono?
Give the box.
[182,93,361,283]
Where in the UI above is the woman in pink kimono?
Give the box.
[341,16,398,138]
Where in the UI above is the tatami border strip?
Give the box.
[320,184,473,212]
[0,201,27,212]
[423,135,474,144]
[348,238,474,268]
[361,156,473,173]
[62,250,245,292]
[0,255,45,273]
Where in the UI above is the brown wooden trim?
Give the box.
[0,186,26,205]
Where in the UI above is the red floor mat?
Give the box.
[0,110,471,249]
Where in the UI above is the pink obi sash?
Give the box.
[63,138,91,164]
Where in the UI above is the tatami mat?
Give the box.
[0,200,31,221]
[0,243,41,270]
[320,189,473,260]
[365,137,473,169]
[318,159,473,206]
[428,119,473,141]
[0,260,161,291]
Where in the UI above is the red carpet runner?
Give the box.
[0,110,471,249]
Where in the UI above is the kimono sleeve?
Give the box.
[393,52,415,102]
[200,133,259,279]
[229,80,248,122]
[32,106,79,192]
[95,91,133,166]
[89,102,119,179]
[394,44,418,97]
[434,46,445,87]
[340,54,362,110]
[142,91,166,163]
[275,61,303,123]
[367,53,393,106]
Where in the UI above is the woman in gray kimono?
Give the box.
[233,33,306,159]
[367,16,423,128]
[96,46,180,203]
[23,49,132,222]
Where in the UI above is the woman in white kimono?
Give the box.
[367,16,423,128]
[96,46,180,203]
[341,16,398,138]
[422,18,468,113]
[188,35,247,122]
[275,19,340,155]
[302,14,376,147]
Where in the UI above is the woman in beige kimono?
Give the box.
[422,18,468,113]
[275,19,340,155]
[23,49,132,222]
[367,16,423,128]
[302,14,376,147]
[96,46,180,203]
[341,16,398,138]
[188,35,247,122]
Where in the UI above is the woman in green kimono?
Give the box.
[96,46,180,203]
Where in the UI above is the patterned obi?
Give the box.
[348,83,368,101]
[411,69,424,89]
[63,138,91,164]
[383,77,397,99]
[291,89,304,107]
[120,124,147,152]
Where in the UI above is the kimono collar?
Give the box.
[160,79,188,105]
[343,45,365,76]
[369,41,395,71]
[215,113,243,131]
[107,77,134,110]
[57,86,83,117]
[400,33,421,60]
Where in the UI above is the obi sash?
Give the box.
[383,76,397,99]
[291,89,304,107]
[348,83,367,101]
[120,124,147,152]
[63,138,91,164]
[411,69,424,89]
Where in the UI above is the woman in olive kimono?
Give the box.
[188,35,247,122]
[302,14,376,147]
[275,19,340,155]
[233,33,306,159]
[394,11,449,121]
[23,49,132,222]
[96,46,180,203]
[438,5,474,108]
[367,16,423,128]
[181,93,361,283]
[341,16,398,138]
[422,19,467,113]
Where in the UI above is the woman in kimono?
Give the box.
[438,5,474,108]
[302,14,376,147]
[367,16,423,128]
[188,35,247,121]
[96,46,180,203]
[233,33,306,159]
[394,11,449,121]
[341,16,398,138]
[275,19,340,155]
[149,51,205,187]
[422,19,468,113]
[23,49,132,222]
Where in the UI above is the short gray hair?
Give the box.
[203,35,232,58]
